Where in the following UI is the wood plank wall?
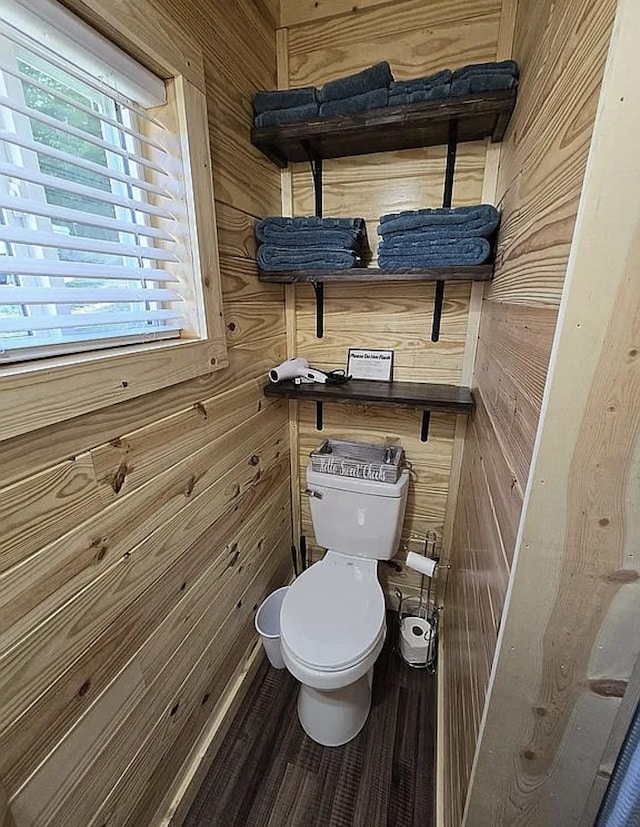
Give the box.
[278,0,501,598]
[0,1,290,825]
[465,0,640,819]
[441,0,617,824]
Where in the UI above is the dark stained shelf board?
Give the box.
[251,89,517,167]
[264,379,475,415]
[258,265,494,284]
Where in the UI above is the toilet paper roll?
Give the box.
[399,616,434,666]
[405,551,437,578]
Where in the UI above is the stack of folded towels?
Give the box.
[450,60,519,96]
[389,69,453,105]
[317,62,392,117]
[253,60,519,126]
[253,87,319,127]
[255,216,370,271]
[388,60,518,105]
[377,204,500,268]
[252,63,392,126]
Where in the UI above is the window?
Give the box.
[0,0,227,439]
[0,3,187,362]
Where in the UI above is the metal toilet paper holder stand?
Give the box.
[394,531,449,673]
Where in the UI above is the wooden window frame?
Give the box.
[0,0,228,441]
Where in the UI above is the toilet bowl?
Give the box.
[279,464,410,747]
[280,551,386,746]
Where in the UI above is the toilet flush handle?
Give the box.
[305,488,323,499]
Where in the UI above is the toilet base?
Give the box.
[297,668,373,747]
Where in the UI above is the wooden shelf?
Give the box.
[251,89,517,167]
[258,265,493,284]
[264,379,475,415]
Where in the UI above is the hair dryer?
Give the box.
[269,357,327,384]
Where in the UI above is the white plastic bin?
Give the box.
[254,586,288,669]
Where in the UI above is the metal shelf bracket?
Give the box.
[303,141,326,340]
[312,281,324,338]
[420,410,431,442]
[432,118,459,343]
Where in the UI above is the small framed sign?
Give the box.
[347,348,394,381]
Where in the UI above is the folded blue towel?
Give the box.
[254,87,318,114]
[452,60,519,80]
[389,84,450,105]
[381,227,485,247]
[390,70,452,94]
[378,237,491,267]
[379,205,500,238]
[320,88,388,117]
[258,229,363,248]
[254,103,319,128]
[379,236,491,254]
[258,246,359,271]
[450,74,517,96]
[256,216,365,234]
[320,62,393,102]
[256,216,366,246]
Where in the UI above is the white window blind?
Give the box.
[0,1,184,363]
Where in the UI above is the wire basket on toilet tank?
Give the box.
[310,438,405,484]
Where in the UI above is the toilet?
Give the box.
[280,465,410,747]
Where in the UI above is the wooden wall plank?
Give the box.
[0,454,110,576]
[283,0,499,30]
[465,0,640,819]
[298,336,464,384]
[0,334,286,491]
[0,783,14,827]
[276,26,303,553]
[289,13,498,90]
[157,641,265,827]
[225,301,286,346]
[0,420,288,738]
[0,456,290,797]
[296,288,470,337]
[470,396,522,566]
[474,303,557,489]
[90,379,275,497]
[207,86,281,219]
[10,660,147,827]
[436,3,518,811]
[442,0,616,822]
[288,0,499,76]
[215,203,259,260]
[138,487,291,684]
[441,426,508,827]
[221,256,284,304]
[488,0,616,304]
[0,338,227,445]
[0,406,286,660]
[281,0,399,28]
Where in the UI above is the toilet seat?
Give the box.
[280,553,385,673]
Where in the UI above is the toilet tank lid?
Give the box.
[306,467,409,498]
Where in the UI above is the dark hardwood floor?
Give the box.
[184,618,436,827]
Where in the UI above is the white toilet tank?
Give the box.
[306,466,410,559]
